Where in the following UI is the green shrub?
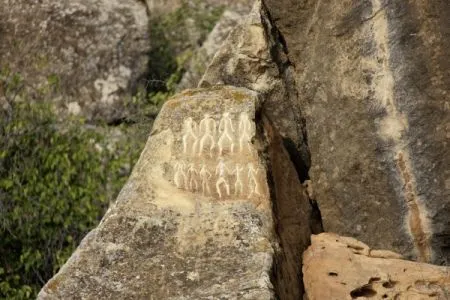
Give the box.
[0,99,142,299]
[147,1,224,94]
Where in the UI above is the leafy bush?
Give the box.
[0,74,143,299]
[147,1,224,94]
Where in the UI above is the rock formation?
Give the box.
[0,0,149,121]
[35,0,449,298]
[262,0,450,264]
[303,233,450,299]
[199,0,450,264]
[177,9,246,91]
[38,86,317,299]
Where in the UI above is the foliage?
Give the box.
[0,72,143,299]
[147,0,224,94]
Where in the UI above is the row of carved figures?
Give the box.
[182,112,253,157]
[173,159,264,198]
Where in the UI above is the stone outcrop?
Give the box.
[200,0,311,185]
[0,0,149,121]
[177,9,245,91]
[38,86,317,299]
[33,0,449,298]
[303,233,450,299]
[261,0,450,263]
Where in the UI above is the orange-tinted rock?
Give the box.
[303,233,450,300]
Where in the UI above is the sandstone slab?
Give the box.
[38,86,315,299]
[303,233,450,300]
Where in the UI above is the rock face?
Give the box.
[262,0,450,263]
[176,9,245,91]
[0,0,149,121]
[303,233,450,300]
[201,0,311,184]
[38,86,316,299]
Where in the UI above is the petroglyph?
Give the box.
[218,112,236,156]
[238,112,253,153]
[174,161,188,189]
[180,112,254,158]
[232,164,245,196]
[199,164,212,195]
[215,158,231,198]
[198,114,217,157]
[173,160,265,199]
[247,163,263,199]
[187,163,199,191]
[182,117,199,155]
[173,112,264,200]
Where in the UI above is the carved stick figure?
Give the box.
[215,158,230,198]
[187,163,199,191]
[182,117,199,154]
[238,112,253,152]
[247,163,262,198]
[231,163,245,196]
[199,164,212,195]
[218,112,235,156]
[198,114,216,157]
[174,161,188,189]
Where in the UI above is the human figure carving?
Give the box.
[215,158,230,198]
[198,114,217,157]
[199,164,212,195]
[182,117,199,154]
[238,112,253,153]
[174,161,188,189]
[247,163,262,198]
[231,163,245,196]
[187,163,199,191]
[218,112,235,156]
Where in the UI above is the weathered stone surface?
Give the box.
[263,0,450,263]
[264,116,319,300]
[200,0,311,183]
[303,233,450,299]
[177,9,244,91]
[0,0,149,121]
[38,86,315,299]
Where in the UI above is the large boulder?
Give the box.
[303,233,450,299]
[0,0,149,121]
[176,9,245,91]
[200,0,311,183]
[38,86,317,299]
[262,0,450,264]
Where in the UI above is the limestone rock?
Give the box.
[38,86,315,299]
[0,0,149,121]
[200,1,280,94]
[177,10,244,91]
[200,0,311,183]
[303,233,450,300]
[263,0,450,263]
